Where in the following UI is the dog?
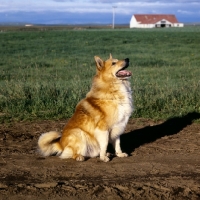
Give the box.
[38,54,133,162]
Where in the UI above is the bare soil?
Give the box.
[0,112,200,200]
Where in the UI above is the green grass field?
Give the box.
[0,26,200,122]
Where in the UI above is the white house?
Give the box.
[130,14,184,28]
[25,24,33,27]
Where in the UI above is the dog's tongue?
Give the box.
[116,70,132,77]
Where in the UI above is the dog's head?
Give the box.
[94,54,132,81]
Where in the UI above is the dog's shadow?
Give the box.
[117,112,200,154]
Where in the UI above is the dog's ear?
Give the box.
[94,56,104,70]
[109,53,112,59]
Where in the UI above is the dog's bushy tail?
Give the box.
[38,131,62,156]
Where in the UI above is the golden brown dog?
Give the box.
[38,54,133,162]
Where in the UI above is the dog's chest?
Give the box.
[115,82,133,123]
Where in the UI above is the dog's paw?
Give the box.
[75,155,85,161]
[100,156,110,162]
[116,152,128,158]
[106,152,111,157]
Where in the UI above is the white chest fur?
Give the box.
[115,80,133,127]
[108,80,133,143]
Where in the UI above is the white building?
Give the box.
[130,14,184,28]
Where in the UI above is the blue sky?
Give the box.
[0,0,199,24]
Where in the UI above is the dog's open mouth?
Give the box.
[116,65,132,78]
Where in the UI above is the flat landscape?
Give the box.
[0,26,200,199]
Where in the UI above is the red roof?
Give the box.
[134,14,178,24]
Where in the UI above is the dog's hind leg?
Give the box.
[59,147,85,161]
[73,154,85,161]
[59,147,73,159]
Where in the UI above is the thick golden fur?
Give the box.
[38,54,133,162]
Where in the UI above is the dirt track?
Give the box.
[0,112,200,200]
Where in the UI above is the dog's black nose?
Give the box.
[125,58,129,63]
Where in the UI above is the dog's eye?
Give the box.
[112,62,116,65]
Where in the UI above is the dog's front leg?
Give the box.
[112,136,128,158]
[110,126,128,158]
[95,130,110,162]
